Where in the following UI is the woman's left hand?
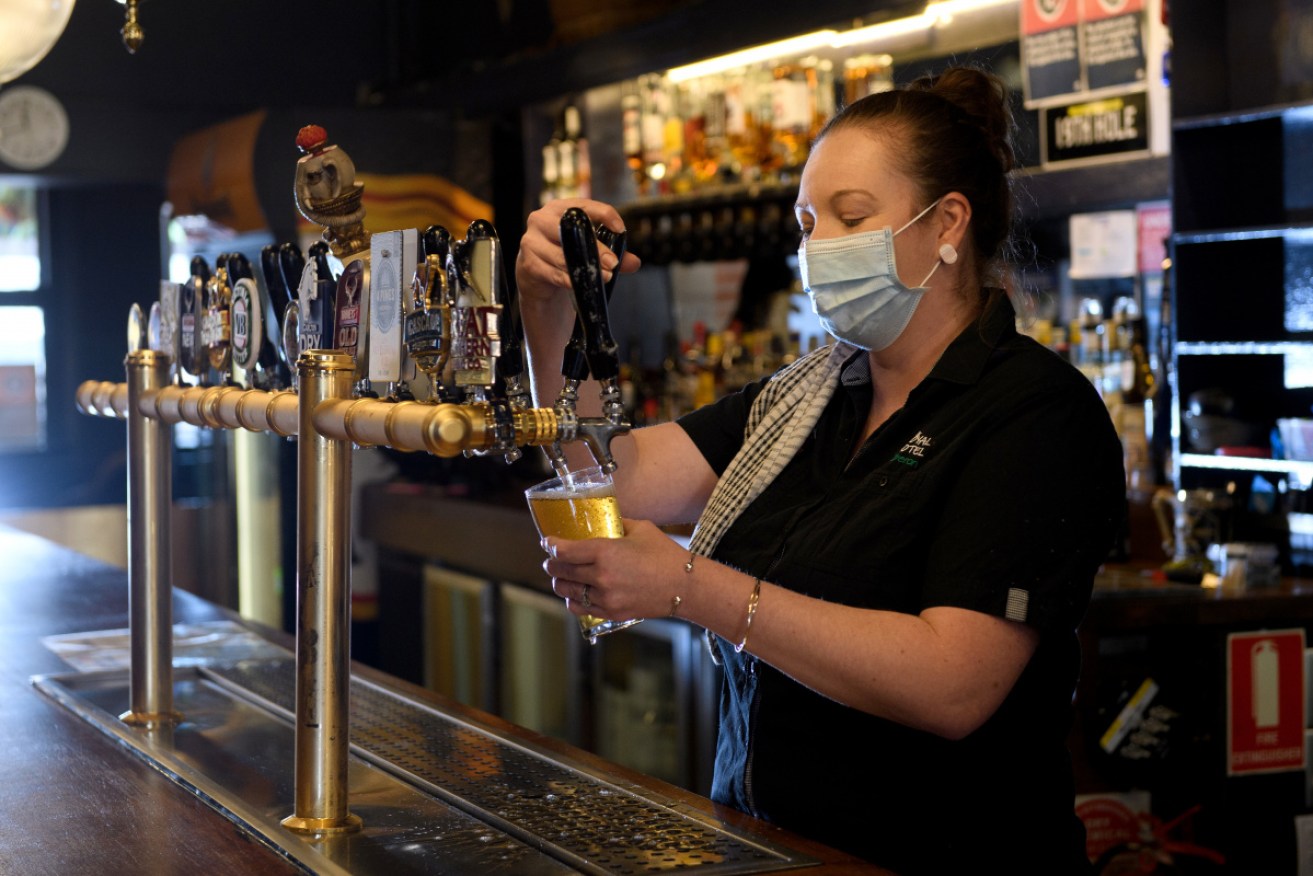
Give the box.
[542,519,685,620]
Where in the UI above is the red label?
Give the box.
[1227,629,1306,775]
[1137,201,1171,275]
[1022,0,1080,34]
[1080,0,1143,23]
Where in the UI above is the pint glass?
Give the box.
[525,465,642,643]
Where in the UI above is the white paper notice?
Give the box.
[1069,210,1138,279]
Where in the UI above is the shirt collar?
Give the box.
[927,292,1017,386]
[837,291,1017,388]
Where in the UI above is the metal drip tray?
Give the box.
[36,656,817,875]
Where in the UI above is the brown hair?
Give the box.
[817,66,1018,294]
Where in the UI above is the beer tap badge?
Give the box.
[334,260,364,358]
[230,277,262,372]
[297,258,322,352]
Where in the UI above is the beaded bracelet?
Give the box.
[734,578,762,654]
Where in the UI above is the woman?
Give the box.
[516,66,1124,874]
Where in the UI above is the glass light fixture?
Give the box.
[0,0,77,85]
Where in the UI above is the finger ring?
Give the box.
[581,585,592,608]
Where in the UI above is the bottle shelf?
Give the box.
[1179,452,1313,480]
[1176,341,1313,356]
[1173,223,1313,245]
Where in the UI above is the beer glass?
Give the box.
[525,465,642,643]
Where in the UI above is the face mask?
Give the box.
[798,199,943,351]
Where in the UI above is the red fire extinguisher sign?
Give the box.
[1227,629,1306,775]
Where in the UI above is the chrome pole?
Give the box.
[119,350,180,727]
[282,350,361,835]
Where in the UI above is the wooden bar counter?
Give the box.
[0,524,884,875]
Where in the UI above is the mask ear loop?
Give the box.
[896,197,948,287]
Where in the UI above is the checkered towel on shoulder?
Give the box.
[688,341,855,558]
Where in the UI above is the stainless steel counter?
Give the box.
[6,526,885,875]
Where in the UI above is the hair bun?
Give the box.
[910,67,1016,174]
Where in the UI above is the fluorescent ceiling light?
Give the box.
[667,31,839,82]
[667,0,1018,81]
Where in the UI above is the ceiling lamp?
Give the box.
[118,0,142,53]
[0,0,77,85]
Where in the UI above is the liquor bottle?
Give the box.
[557,108,578,200]
[843,53,894,105]
[640,74,667,195]
[540,116,562,206]
[724,72,753,184]
[770,59,813,176]
[1120,313,1157,497]
[560,103,591,200]
[621,80,645,192]
[701,73,730,186]
[661,82,689,194]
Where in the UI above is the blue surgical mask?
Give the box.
[798,199,943,351]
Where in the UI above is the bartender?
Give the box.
[516,65,1125,874]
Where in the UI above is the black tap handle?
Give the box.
[190,255,211,284]
[227,252,254,282]
[595,225,628,301]
[559,208,619,382]
[560,224,627,382]
[260,244,292,316]
[278,242,305,299]
[422,224,452,259]
[307,241,337,347]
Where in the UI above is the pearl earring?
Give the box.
[938,243,958,265]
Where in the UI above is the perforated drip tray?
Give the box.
[34,656,818,876]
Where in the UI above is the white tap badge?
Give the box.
[157,281,179,368]
[297,259,321,351]
[369,229,417,384]
[230,277,262,371]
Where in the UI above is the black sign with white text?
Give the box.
[1043,90,1149,165]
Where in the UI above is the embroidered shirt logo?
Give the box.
[892,431,934,468]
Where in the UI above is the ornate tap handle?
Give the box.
[404,225,453,400]
[449,220,504,392]
[293,125,370,259]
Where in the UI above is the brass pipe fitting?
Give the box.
[312,398,560,458]
[119,350,180,728]
[282,350,361,836]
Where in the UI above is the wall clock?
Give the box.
[0,85,69,171]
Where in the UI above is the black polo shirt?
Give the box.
[678,301,1124,875]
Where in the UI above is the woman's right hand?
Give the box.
[514,198,642,308]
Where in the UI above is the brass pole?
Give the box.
[119,350,180,727]
[282,351,361,835]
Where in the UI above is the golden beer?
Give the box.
[525,467,642,642]
[527,491,624,541]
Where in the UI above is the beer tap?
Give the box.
[297,241,337,355]
[552,208,631,473]
[204,258,234,381]
[403,224,453,402]
[450,219,503,395]
[277,244,306,391]
[259,244,295,388]
[179,256,210,385]
[227,253,271,390]
[366,229,419,401]
[451,220,528,463]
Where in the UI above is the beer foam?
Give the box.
[542,481,614,500]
